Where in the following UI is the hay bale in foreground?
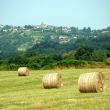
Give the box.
[42,73,62,89]
[78,72,105,93]
[18,67,29,76]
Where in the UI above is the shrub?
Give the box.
[57,59,87,67]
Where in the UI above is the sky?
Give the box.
[0,0,110,29]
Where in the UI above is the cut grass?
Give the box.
[0,68,110,110]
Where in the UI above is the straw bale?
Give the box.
[78,72,105,93]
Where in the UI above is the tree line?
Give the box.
[0,43,110,70]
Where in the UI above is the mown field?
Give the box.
[0,68,110,110]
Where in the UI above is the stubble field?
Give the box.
[0,68,110,110]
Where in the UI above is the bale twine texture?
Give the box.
[78,72,105,93]
[42,73,62,89]
[18,67,29,76]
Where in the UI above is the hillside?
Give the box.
[0,26,44,56]
[0,24,110,57]
[0,24,110,70]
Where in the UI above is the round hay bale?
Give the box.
[42,73,62,89]
[18,67,29,76]
[78,72,105,93]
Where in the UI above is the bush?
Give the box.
[105,58,110,65]
[75,45,94,61]
[27,63,41,69]
[8,64,19,70]
[57,59,87,67]
[92,51,107,62]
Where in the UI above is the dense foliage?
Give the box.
[0,24,110,70]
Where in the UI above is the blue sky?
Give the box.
[0,0,110,29]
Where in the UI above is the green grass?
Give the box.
[0,68,110,110]
[31,32,43,36]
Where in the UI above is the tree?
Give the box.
[75,45,94,61]
[92,51,107,62]
[8,55,28,65]
[81,27,91,37]
[70,27,78,35]
[106,44,110,57]
[24,25,33,29]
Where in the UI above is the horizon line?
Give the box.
[0,23,110,30]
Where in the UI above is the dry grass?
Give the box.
[0,68,110,110]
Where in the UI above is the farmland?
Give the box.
[0,68,110,110]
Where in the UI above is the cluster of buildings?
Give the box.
[0,23,78,43]
[0,23,71,33]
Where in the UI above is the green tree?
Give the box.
[8,55,28,65]
[106,44,110,57]
[70,27,78,35]
[75,45,94,61]
[92,51,107,62]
